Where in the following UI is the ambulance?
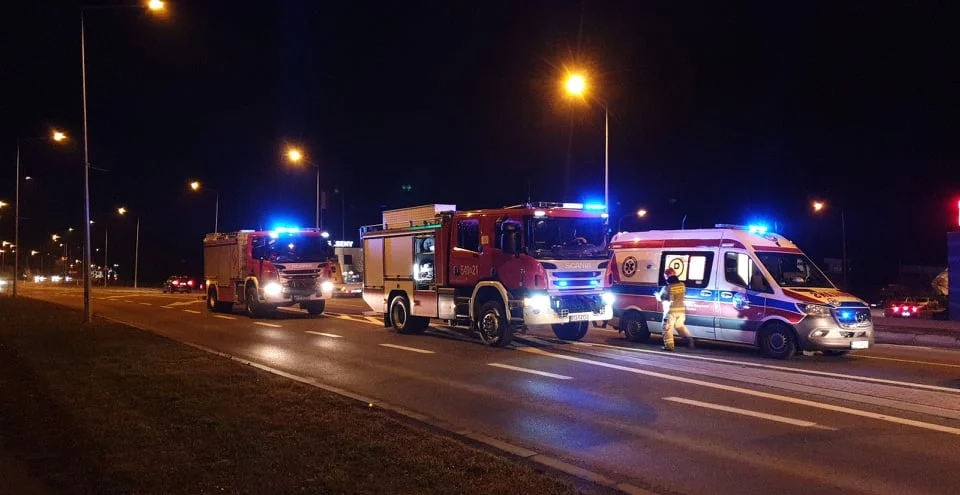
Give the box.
[605,225,873,359]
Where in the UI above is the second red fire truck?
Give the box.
[360,203,615,346]
[203,228,336,317]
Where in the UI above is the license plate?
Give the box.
[851,340,869,350]
[568,313,591,322]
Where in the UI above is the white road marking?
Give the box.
[577,341,960,394]
[306,331,342,338]
[165,300,203,307]
[124,300,134,303]
[254,322,282,328]
[379,343,435,354]
[183,309,201,314]
[663,397,835,430]
[857,355,960,369]
[161,306,174,309]
[214,315,235,320]
[488,363,573,380]
[521,347,960,436]
[139,302,152,306]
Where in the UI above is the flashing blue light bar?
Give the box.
[589,280,599,286]
[584,203,606,211]
[557,280,569,287]
[748,225,768,235]
[273,227,299,233]
[562,202,584,209]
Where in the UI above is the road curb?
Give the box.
[95,314,663,495]
[874,330,960,349]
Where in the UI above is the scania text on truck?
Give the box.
[203,228,336,317]
[605,225,874,358]
[360,203,615,346]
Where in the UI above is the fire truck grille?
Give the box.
[283,269,320,276]
[286,279,317,291]
[553,295,604,315]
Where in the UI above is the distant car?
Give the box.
[883,297,942,318]
[162,275,196,294]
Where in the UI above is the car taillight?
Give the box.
[188,280,194,286]
[912,306,918,312]
[891,305,899,312]
[172,280,179,285]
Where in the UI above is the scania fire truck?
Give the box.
[360,203,614,346]
[203,228,336,317]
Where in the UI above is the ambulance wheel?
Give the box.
[389,295,427,334]
[303,300,326,315]
[477,300,513,347]
[759,322,796,359]
[552,321,589,341]
[620,311,651,343]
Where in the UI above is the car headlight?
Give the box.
[523,294,551,312]
[797,303,831,316]
[263,282,282,296]
[321,280,334,293]
[601,292,615,305]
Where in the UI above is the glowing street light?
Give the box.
[812,200,847,288]
[117,207,127,215]
[618,208,649,232]
[0,201,7,208]
[52,130,67,142]
[561,69,610,212]
[285,145,321,229]
[188,181,219,232]
[52,234,61,242]
[147,0,165,11]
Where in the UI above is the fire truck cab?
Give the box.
[203,228,336,317]
[361,203,614,346]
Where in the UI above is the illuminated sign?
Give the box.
[333,240,354,247]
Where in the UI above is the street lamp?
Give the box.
[13,130,67,298]
[188,181,219,233]
[117,206,141,288]
[563,71,610,211]
[812,200,847,289]
[285,146,321,229]
[79,1,166,323]
[618,209,648,233]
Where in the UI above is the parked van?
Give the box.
[605,225,873,358]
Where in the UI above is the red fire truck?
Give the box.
[360,203,615,346]
[203,228,336,317]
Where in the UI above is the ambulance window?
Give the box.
[457,219,480,252]
[724,252,773,293]
[660,251,713,289]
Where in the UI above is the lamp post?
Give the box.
[117,207,140,288]
[618,209,648,233]
[13,130,67,298]
[286,147,321,229]
[189,181,219,233]
[563,72,610,211]
[79,0,166,323]
[813,201,847,289]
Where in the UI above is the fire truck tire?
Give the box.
[389,295,427,334]
[303,300,326,315]
[477,300,513,347]
[620,311,650,343]
[551,322,589,341]
[759,322,797,359]
[245,285,265,318]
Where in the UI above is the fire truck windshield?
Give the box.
[262,234,332,263]
[528,216,608,259]
[755,251,835,289]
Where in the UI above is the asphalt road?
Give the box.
[17,285,960,495]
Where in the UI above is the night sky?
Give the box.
[2,1,957,294]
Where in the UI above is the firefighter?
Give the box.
[658,267,695,351]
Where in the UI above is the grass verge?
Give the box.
[0,298,587,494]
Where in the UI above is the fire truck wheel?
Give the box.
[477,300,513,347]
[759,322,797,359]
[551,322,589,341]
[620,311,650,343]
[303,300,326,315]
[389,295,427,334]
[245,285,264,318]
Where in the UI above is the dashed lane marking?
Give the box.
[663,396,836,430]
[488,363,573,380]
[183,309,201,314]
[306,331,342,338]
[254,322,282,328]
[214,315,235,320]
[378,343,435,354]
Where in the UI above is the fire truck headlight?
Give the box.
[601,292,616,306]
[264,282,282,297]
[321,281,334,293]
[523,294,551,312]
